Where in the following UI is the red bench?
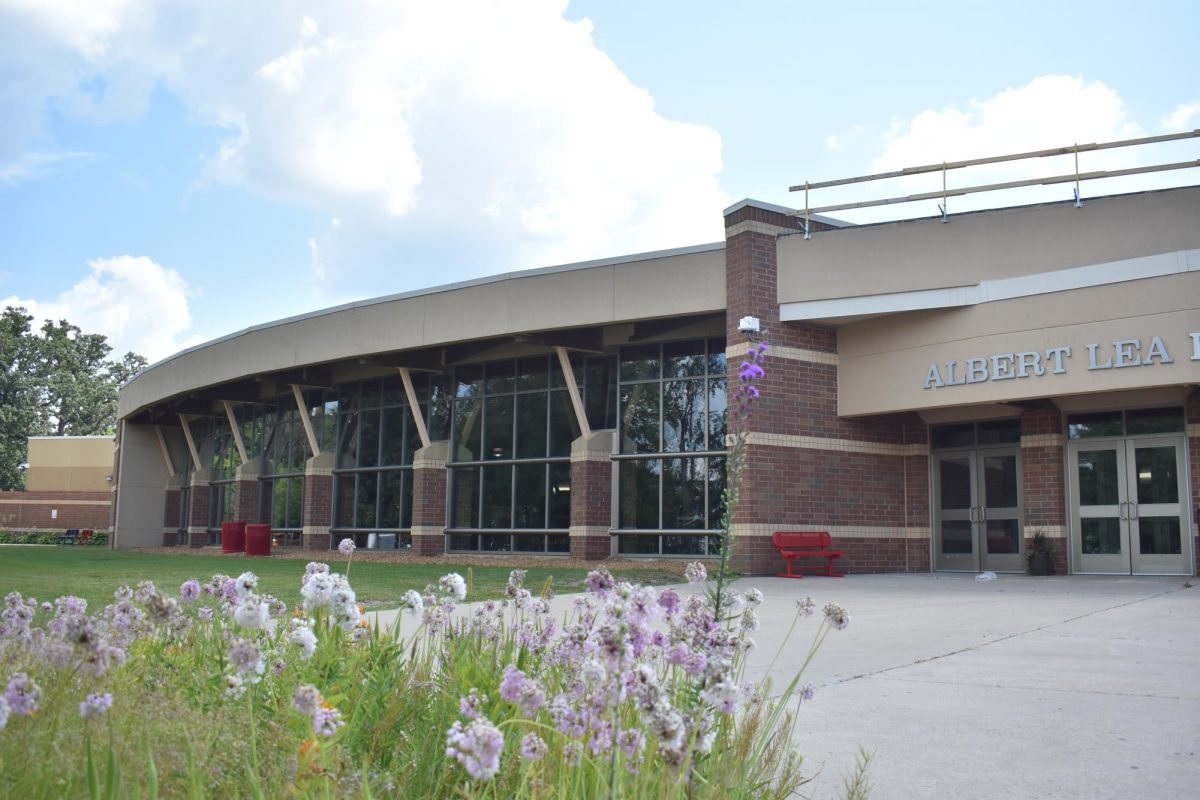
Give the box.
[772,531,844,579]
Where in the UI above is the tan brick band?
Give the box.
[413,457,448,470]
[0,498,111,506]
[411,525,446,537]
[730,523,931,540]
[1025,525,1068,539]
[569,526,610,537]
[727,342,839,366]
[302,525,331,537]
[1021,434,1066,448]
[1187,423,1200,437]
[739,432,928,457]
[570,450,611,463]
[724,220,797,238]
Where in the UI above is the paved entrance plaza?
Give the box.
[375,573,1198,799]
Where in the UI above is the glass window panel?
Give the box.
[516,357,548,391]
[663,457,705,529]
[356,473,378,528]
[1067,412,1123,439]
[450,467,480,528]
[482,465,512,528]
[380,471,402,528]
[663,535,705,555]
[940,521,973,554]
[380,407,406,466]
[481,534,512,552]
[449,534,477,551]
[360,379,382,409]
[400,472,414,529]
[938,458,972,510]
[663,379,706,452]
[337,385,357,414]
[1078,450,1120,506]
[428,375,453,441]
[1126,407,1184,435]
[985,520,1020,554]
[550,352,584,389]
[513,534,546,552]
[381,376,405,407]
[403,407,423,465]
[516,393,548,459]
[977,419,1021,445]
[337,413,359,469]
[485,361,515,394]
[620,344,660,382]
[335,475,355,528]
[1138,517,1181,555]
[548,463,571,529]
[547,534,570,553]
[319,401,338,454]
[1134,447,1178,504]
[706,535,723,556]
[456,365,484,398]
[707,378,727,451]
[1082,518,1122,554]
[663,340,706,378]
[358,410,380,468]
[549,391,580,458]
[584,357,616,431]
[514,464,547,529]
[982,455,1019,508]
[287,477,304,528]
[272,479,288,529]
[708,457,727,530]
[484,395,514,460]
[617,535,660,555]
[932,423,974,449]
[453,397,482,461]
[619,459,660,529]
[707,338,727,377]
[620,383,660,454]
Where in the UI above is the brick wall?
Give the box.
[0,490,111,530]
[1020,407,1068,574]
[411,442,449,556]
[570,432,613,560]
[186,480,211,547]
[302,455,334,552]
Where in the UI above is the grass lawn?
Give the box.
[0,546,682,611]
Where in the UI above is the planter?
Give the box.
[1027,550,1055,576]
[221,521,246,553]
[245,524,272,557]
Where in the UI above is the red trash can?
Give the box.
[221,521,247,553]
[245,524,272,557]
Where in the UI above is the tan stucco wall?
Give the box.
[838,271,1200,416]
[778,187,1200,304]
[118,245,726,420]
[25,437,115,492]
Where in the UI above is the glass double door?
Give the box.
[1069,436,1192,575]
[934,448,1023,572]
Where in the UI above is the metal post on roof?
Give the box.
[1073,144,1083,208]
[938,162,949,223]
[803,182,812,240]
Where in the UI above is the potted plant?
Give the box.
[1025,532,1055,576]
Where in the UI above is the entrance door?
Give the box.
[1069,436,1191,575]
[934,448,1023,572]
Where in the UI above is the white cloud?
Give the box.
[0,150,95,186]
[1,0,728,281]
[819,76,1197,224]
[1160,101,1199,131]
[2,255,205,362]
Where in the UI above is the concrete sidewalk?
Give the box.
[371,573,1199,799]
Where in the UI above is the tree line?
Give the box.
[0,306,148,490]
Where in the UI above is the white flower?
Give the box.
[234,572,259,599]
[684,562,707,584]
[439,573,467,602]
[233,597,270,629]
[402,590,424,615]
[287,618,318,659]
[338,538,356,556]
[743,588,764,608]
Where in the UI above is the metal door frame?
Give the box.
[932,446,1024,573]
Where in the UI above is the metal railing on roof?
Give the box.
[788,129,1200,238]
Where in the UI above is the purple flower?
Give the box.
[0,696,9,730]
[79,692,113,719]
[585,567,615,595]
[227,638,265,678]
[313,705,344,737]
[338,538,356,557]
[657,588,681,615]
[738,360,764,381]
[460,688,487,719]
[5,673,41,716]
[519,733,547,762]
[499,665,545,715]
[499,665,525,702]
[197,607,214,622]
[562,741,583,766]
[179,580,201,602]
[446,718,504,781]
[684,562,707,584]
[823,602,849,630]
[293,684,322,715]
[799,683,815,703]
[619,728,645,758]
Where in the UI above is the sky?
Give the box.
[1,0,1197,363]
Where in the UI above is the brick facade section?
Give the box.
[302,472,332,550]
[411,464,447,556]
[570,458,612,559]
[0,490,111,530]
[186,483,210,547]
[724,206,927,576]
[162,487,181,546]
[234,480,261,524]
[1020,408,1068,574]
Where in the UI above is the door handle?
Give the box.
[1118,502,1127,520]
[980,506,987,522]
[1129,502,1138,521]
[968,506,976,523]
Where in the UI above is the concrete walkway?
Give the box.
[371,573,1199,799]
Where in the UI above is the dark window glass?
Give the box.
[1067,412,1123,439]
[547,534,570,553]
[663,340,706,378]
[485,361,515,394]
[548,463,571,528]
[287,477,304,528]
[449,534,477,551]
[931,423,974,449]
[985,520,1020,554]
[550,352,583,389]
[981,455,1018,508]
[938,458,973,510]
[707,338,727,376]
[1081,518,1121,554]
[514,534,545,552]
[338,384,357,414]
[1077,450,1120,506]
[381,376,405,407]
[380,406,406,466]
[360,379,382,409]
[513,464,546,528]
[516,393,548,459]
[707,378,727,450]
[338,413,359,469]
[403,407,423,465]
[428,376,453,441]
[356,473,378,528]
[457,365,483,398]
[663,457,705,529]
[549,391,580,457]
[1134,446,1178,504]
[335,475,355,528]
[663,379,706,452]
[618,535,660,555]
[358,410,380,468]
[380,471,402,528]
[400,472,414,529]
[663,535,705,555]
[481,533,512,552]
[619,459,659,529]
[620,344,660,382]
[516,357,548,391]
[584,356,617,431]
[484,395,514,460]
[977,419,1021,445]
[454,397,482,461]
[708,457,727,530]
[482,465,512,528]
[940,521,973,554]
[450,467,480,528]
[620,384,660,454]
[1125,407,1184,435]
[272,479,288,528]
[1139,517,1181,555]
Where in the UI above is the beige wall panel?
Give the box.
[838,274,1200,416]
[25,467,112,492]
[113,423,168,548]
[779,187,1200,304]
[118,247,725,420]
[27,438,113,468]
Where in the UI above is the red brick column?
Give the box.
[233,458,262,524]
[162,477,182,546]
[301,453,334,551]
[411,441,449,556]
[1020,407,1068,574]
[1186,392,1200,576]
[723,201,920,575]
[186,468,211,547]
[570,431,613,560]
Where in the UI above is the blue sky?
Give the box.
[1,0,1197,362]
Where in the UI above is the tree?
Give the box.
[0,306,148,490]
